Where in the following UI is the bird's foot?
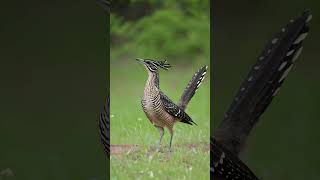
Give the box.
[167,148,173,158]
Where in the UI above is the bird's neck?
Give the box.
[145,71,160,90]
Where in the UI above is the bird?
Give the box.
[212,10,312,179]
[136,58,207,152]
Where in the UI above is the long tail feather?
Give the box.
[214,10,312,155]
[178,66,208,110]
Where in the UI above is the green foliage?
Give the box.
[111,0,209,62]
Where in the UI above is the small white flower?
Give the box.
[149,171,154,178]
[148,155,153,162]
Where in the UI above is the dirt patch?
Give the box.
[111,143,209,155]
[111,144,139,155]
[186,143,210,152]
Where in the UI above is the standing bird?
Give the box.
[136,58,207,152]
[212,10,312,179]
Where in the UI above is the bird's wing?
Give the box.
[178,66,208,110]
[211,137,259,180]
[99,96,110,156]
[160,92,197,125]
[214,10,312,155]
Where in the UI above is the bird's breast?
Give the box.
[141,89,160,112]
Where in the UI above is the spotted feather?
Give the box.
[211,137,259,180]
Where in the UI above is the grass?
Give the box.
[110,59,210,180]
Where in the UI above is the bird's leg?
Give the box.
[156,126,164,152]
[168,128,174,152]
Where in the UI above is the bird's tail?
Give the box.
[214,10,312,155]
[99,96,110,156]
[178,66,208,110]
[211,137,259,179]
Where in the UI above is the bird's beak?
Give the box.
[136,58,144,64]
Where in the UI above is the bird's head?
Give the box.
[136,58,171,73]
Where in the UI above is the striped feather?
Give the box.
[157,60,171,70]
[99,96,110,156]
[178,66,208,110]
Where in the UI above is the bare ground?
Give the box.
[111,143,209,155]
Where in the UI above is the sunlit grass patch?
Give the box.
[110,144,209,180]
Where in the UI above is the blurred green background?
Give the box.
[111,0,210,61]
[0,1,108,180]
[110,1,210,179]
[213,1,320,179]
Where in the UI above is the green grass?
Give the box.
[110,59,210,180]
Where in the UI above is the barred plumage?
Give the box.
[137,58,207,151]
[212,10,311,179]
[178,66,208,110]
[99,96,110,155]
